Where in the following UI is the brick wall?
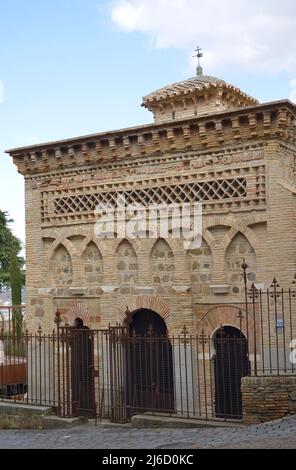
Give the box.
[241,375,296,424]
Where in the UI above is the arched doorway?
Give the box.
[126,309,174,414]
[70,318,95,417]
[214,326,250,419]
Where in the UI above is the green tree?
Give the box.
[10,250,23,336]
[0,210,24,291]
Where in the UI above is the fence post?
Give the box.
[241,260,250,354]
[55,309,62,416]
[250,283,259,375]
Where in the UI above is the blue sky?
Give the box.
[0,0,295,246]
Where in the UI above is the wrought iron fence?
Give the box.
[94,325,251,422]
[241,262,296,376]
[0,306,26,334]
[0,327,57,407]
[0,272,296,423]
[47,324,251,422]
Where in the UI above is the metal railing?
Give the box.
[0,271,296,423]
[0,306,26,334]
[0,327,57,408]
[241,262,296,376]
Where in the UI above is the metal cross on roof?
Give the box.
[193,46,203,76]
[193,46,203,64]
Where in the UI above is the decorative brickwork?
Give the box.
[118,296,171,323]
[54,177,247,215]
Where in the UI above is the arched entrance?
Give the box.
[70,318,95,417]
[126,309,174,414]
[214,326,250,419]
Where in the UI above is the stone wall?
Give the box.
[82,242,103,286]
[151,239,175,286]
[116,240,139,294]
[50,245,73,287]
[241,375,296,424]
[187,240,212,297]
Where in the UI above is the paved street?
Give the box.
[0,415,295,449]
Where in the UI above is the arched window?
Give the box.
[116,240,138,285]
[82,242,103,285]
[51,245,73,287]
[226,233,256,295]
[151,239,175,285]
[187,239,213,296]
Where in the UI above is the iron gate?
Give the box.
[214,327,250,419]
[56,323,252,422]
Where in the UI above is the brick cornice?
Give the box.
[6,100,296,176]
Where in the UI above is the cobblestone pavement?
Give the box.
[0,415,295,449]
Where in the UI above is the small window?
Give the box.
[172,111,176,120]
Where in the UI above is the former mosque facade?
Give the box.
[6,65,296,344]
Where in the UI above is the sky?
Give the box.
[1,0,296,248]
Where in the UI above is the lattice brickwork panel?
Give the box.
[54,178,247,215]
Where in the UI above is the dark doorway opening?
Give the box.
[127,308,174,414]
[214,326,250,419]
[70,318,96,418]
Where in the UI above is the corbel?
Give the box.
[182,125,191,140]
[68,146,75,158]
[137,134,146,154]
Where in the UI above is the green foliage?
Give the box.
[10,251,23,336]
[2,332,27,358]
[10,251,22,305]
[0,210,25,291]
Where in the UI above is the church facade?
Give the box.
[6,68,296,344]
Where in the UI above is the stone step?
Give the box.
[0,401,54,416]
[131,414,246,429]
[0,402,87,429]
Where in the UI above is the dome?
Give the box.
[143,75,226,104]
[142,73,258,123]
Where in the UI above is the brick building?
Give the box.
[5,65,296,420]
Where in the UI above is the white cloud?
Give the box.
[110,0,296,74]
